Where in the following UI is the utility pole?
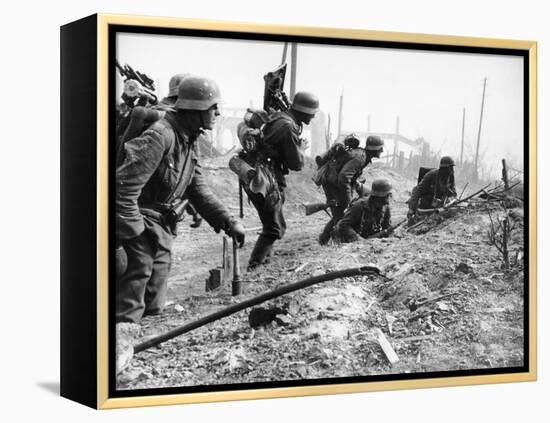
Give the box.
[367,114,371,133]
[460,107,466,167]
[337,90,344,137]
[474,78,487,181]
[393,116,400,169]
[281,42,288,65]
[502,159,509,190]
[290,43,297,99]
[326,114,331,150]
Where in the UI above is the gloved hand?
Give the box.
[407,209,415,219]
[431,198,443,208]
[225,219,246,248]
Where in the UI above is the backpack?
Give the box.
[115,106,166,166]
[418,167,435,184]
[236,108,270,153]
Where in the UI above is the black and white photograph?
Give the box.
[112,27,528,394]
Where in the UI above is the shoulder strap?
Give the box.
[162,113,195,205]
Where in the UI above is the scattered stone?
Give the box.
[389,263,415,280]
[455,262,472,274]
[248,306,287,328]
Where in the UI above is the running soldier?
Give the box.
[237,91,320,270]
[316,134,384,245]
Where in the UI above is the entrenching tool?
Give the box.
[205,236,231,291]
[232,236,242,296]
[119,265,381,372]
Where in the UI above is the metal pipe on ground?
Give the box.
[133,265,380,354]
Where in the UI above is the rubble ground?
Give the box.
[117,163,525,390]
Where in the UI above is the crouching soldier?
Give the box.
[407,155,457,218]
[115,75,245,372]
[332,179,392,243]
[317,134,384,245]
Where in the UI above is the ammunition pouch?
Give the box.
[140,198,190,229]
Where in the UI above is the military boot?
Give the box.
[318,221,335,245]
[247,235,275,271]
[116,322,140,374]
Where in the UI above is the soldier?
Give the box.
[317,134,384,245]
[407,155,457,218]
[244,91,320,270]
[157,73,189,110]
[332,179,393,243]
[115,75,245,369]
[116,72,203,229]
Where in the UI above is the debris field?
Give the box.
[117,160,525,390]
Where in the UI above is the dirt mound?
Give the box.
[362,163,416,201]
[119,196,525,390]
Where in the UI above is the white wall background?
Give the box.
[1,0,546,421]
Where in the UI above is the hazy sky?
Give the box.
[117,32,524,177]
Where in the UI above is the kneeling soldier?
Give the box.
[332,179,392,243]
[407,155,457,218]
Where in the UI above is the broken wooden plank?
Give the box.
[294,262,309,273]
[376,328,399,365]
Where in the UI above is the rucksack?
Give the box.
[115,106,167,166]
[236,108,270,153]
[418,167,435,183]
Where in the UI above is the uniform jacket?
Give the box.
[116,111,232,248]
[323,148,371,206]
[408,168,457,211]
[258,111,305,189]
[335,196,391,240]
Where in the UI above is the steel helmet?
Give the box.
[175,75,222,111]
[370,179,392,197]
[291,91,319,115]
[168,73,189,97]
[366,135,384,151]
[439,156,456,167]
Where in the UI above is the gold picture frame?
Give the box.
[60,13,537,409]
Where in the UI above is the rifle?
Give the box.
[366,218,407,239]
[304,202,333,217]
